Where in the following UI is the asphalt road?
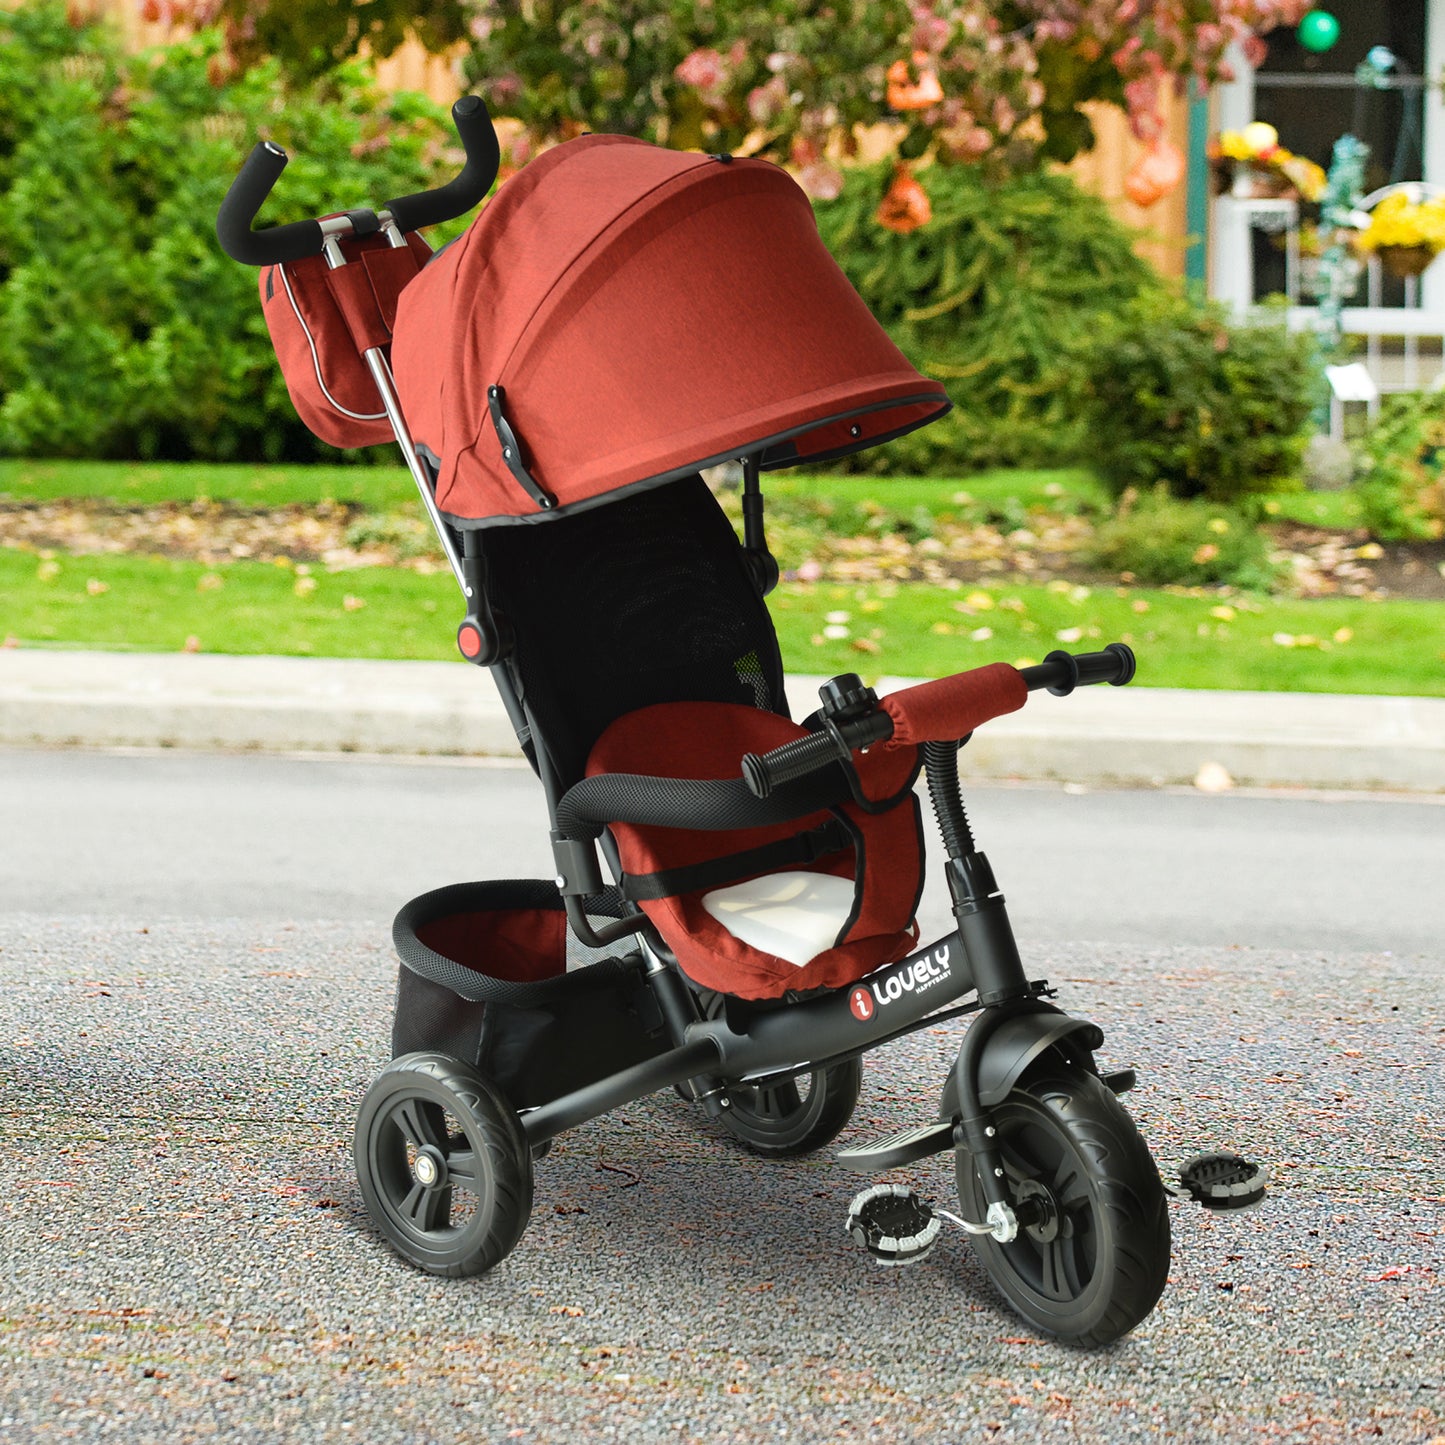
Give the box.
[1,747,1442,1443]
[2,746,1441,954]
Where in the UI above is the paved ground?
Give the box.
[1,749,1442,1442]
[0,919,1440,1443]
[3,746,1442,955]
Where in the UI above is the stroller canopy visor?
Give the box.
[392,135,950,525]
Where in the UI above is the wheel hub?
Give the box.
[412,1145,447,1189]
[1014,1179,1063,1242]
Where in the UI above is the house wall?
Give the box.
[75,0,1191,278]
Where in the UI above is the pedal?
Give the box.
[1175,1151,1268,1211]
[845,1185,941,1266]
[836,1120,955,1173]
[1100,1068,1136,1095]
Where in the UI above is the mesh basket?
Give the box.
[391,879,669,1109]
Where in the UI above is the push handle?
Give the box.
[742,713,893,799]
[1020,643,1136,696]
[382,95,501,233]
[215,96,500,267]
[216,141,326,265]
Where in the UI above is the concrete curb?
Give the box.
[1,648,1442,792]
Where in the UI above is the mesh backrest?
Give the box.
[483,476,788,786]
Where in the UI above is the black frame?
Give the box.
[477,645,1110,1219]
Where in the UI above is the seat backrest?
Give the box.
[482,475,788,787]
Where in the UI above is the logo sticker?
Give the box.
[855,945,953,1019]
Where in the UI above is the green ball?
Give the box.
[1298,9,1341,53]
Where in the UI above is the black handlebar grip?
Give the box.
[382,95,501,234]
[1021,642,1136,695]
[742,731,846,799]
[215,141,326,266]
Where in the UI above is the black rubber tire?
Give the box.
[714,1055,863,1157]
[354,1052,533,1278]
[949,1068,1170,1347]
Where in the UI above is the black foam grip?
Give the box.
[554,768,845,842]
[383,95,501,233]
[215,141,326,265]
[741,731,844,798]
[1021,643,1136,695]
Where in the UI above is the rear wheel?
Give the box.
[714,1056,863,1157]
[947,1067,1170,1346]
[355,1052,533,1278]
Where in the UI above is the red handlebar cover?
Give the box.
[879,662,1027,747]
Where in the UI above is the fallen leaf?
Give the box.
[1194,761,1235,793]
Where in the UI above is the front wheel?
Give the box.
[951,1068,1170,1347]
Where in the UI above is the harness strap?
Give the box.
[620,818,852,902]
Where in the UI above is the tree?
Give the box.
[458,1,1310,194]
[157,1,1310,218]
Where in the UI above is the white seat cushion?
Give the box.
[700,870,856,969]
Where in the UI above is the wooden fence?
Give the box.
[80,0,1190,276]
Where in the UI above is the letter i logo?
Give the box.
[849,986,875,1022]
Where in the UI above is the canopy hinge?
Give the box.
[488,384,556,512]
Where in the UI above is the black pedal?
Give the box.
[1177,1151,1268,1211]
[845,1185,940,1266]
[836,1120,956,1173]
[1100,1068,1136,1095]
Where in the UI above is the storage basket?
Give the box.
[391,879,668,1109]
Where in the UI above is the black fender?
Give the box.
[940,1003,1104,1121]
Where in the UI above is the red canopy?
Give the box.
[391,135,949,525]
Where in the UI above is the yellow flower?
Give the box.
[1358,192,1445,253]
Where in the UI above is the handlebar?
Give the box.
[742,644,1137,799]
[1019,642,1135,695]
[216,95,500,267]
[382,95,501,234]
[741,712,892,799]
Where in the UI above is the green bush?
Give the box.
[811,161,1168,473]
[1083,486,1281,590]
[1353,390,1445,541]
[0,4,463,463]
[1077,292,1318,505]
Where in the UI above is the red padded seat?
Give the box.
[586,701,925,1000]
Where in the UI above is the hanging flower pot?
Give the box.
[1124,136,1186,209]
[1377,243,1439,280]
[876,165,931,234]
[886,53,944,112]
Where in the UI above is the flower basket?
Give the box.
[1378,243,1439,280]
[1230,162,1296,201]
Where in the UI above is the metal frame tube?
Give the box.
[521,1037,722,1144]
[361,346,470,599]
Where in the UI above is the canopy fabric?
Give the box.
[391,134,950,526]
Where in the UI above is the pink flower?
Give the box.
[675,47,724,94]
[748,78,787,125]
[798,162,844,201]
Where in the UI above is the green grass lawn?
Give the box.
[0,459,419,512]
[6,548,1441,695]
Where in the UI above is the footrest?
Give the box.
[836,1119,956,1173]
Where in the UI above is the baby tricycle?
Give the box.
[217,96,1263,1347]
